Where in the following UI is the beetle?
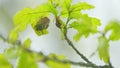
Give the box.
[35,17,50,31]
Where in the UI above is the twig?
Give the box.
[64,13,93,64]
[25,49,110,68]
[0,33,112,68]
[108,60,114,68]
[62,13,113,67]
[44,54,110,68]
[64,33,91,63]
[0,34,6,42]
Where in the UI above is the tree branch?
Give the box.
[62,14,113,68]
[0,34,6,42]
[25,49,110,68]
[43,53,110,68]
[64,13,92,64]
[0,33,112,68]
[108,60,113,68]
[64,33,91,63]
[63,32,112,68]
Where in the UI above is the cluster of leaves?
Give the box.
[1,0,84,68]
[8,0,96,43]
[105,21,120,41]
[97,21,120,63]
[0,54,12,68]
[70,15,100,42]
[1,0,120,68]
[1,38,71,68]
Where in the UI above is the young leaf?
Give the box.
[12,3,51,38]
[60,9,68,18]
[48,0,61,8]
[49,4,58,15]
[48,0,61,16]
[39,3,58,15]
[34,29,49,36]
[69,11,82,19]
[98,36,109,63]
[46,54,71,68]
[60,0,72,18]
[8,29,18,43]
[4,47,20,59]
[60,1,94,19]
[105,21,120,41]
[46,60,70,68]
[22,38,31,49]
[17,52,38,68]
[14,7,32,26]
[61,0,72,9]
[73,32,82,42]
[9,3,53,42]
[70,14,100,42]
[0,54,12,68]
[70,2,94,12]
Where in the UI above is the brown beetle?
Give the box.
[35,17,50,31]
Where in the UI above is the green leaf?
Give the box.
[60,0,72,18]
[61,0,72,9]
[46,54,71,68]
[33,29,48,36]
[49,4,58,15]
[48,53,65,60]
[48,0,61,7]
[60,1,94,18]
[22,38,31,49]
[14,7,31,26]
[73,33,82,42]
[98,36,109,63]
[17,52,38,68]
[91,18,101,29]
[46,60,70,68]
[8,29,18,43]
[14,4,50,27]
[4,47,20,59]
[69,11,82,19]
[0,54,12,68]
[60,9,68,18]
[70,2,94,12]
[105,21,120,41]
[37,3,58,15]
[13,3,51,36]
[10,3,52,40]
[70,14,100,42]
